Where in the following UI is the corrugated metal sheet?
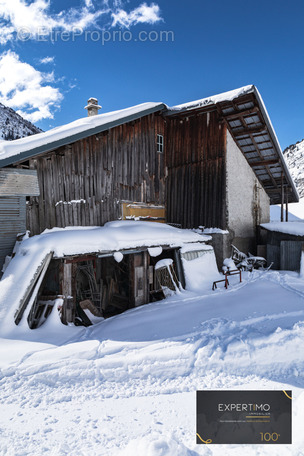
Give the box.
[181,250,210,261]
[280,241,303,272]
[0,196,26,272]
[0,168,39,196]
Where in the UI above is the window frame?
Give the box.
[156,134,164,154]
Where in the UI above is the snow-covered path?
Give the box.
[1,271,304,455]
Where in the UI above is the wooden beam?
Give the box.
[222,106,259,120]
[62,261,76,324]
[65,254,98,264]
[266,187,289,193]
[250,159,280,167]
[14,252,53,325]
[233,125,267,137]
[256,146,276,152]
[249,135,279,189]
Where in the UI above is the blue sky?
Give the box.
[0,0,303,149]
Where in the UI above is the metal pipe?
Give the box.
[281,172,284,222]
[285,188,289,222]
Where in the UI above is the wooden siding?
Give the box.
[27,113,166,234]
[165,110,227,229]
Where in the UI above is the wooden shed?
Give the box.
[6,222,213,329]
[259,222,304,271]
[0,168,39,273]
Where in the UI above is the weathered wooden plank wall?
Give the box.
[165,110,227,229]
[27,113,166,234]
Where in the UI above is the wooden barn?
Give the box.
[0,86,298,268]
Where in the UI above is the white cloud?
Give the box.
[112,2,162,28]
[39,56,55,64]
[0,51,63,122]
[0,1,163,43]
[0,2,163,123]
[0,0,106,42]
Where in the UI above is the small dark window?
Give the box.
[157,134,164,153]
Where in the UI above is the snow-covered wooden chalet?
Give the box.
[0,86,298,268]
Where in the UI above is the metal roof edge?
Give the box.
[0,103,167,167]
[0,167,37,176]
[252,86,299,203]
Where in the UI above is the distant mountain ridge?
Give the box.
[0,102,42,141]
[283,139,304,198]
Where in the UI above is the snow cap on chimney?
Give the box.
[85,97,101,116]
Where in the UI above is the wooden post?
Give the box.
[62,261,75,324]
[285,188,289,222]
[281,173,284,222]
[225,273,228,289]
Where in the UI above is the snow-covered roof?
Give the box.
[0,85,298,204]
[260,221,304,237]
[0,102,166,167]
[168,85,255,112]
[0,221,210,324]
[24,221,211,258]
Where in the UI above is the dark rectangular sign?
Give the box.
[196,390,292,444]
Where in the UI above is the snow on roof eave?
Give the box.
[0,102,167,168]
[166,85,255,114]
[260,222,304,237]
[252,86,299,204]
[53,239,210,259]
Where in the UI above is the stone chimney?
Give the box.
[84,97,101,116]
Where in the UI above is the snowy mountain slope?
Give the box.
[0,102,41,140]
[284,139,304,198]
[0,270,304,455]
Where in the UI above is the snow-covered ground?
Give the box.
[1,268,304,456]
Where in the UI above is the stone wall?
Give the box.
[226,130,270,255]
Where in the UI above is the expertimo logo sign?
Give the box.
[218,403,271,412]
[16,27,175,45]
